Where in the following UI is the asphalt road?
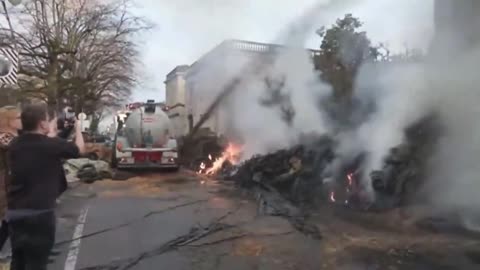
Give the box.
[45,171,480,270]
[50,171,300,270]
[50,172,216,269]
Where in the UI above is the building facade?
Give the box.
[183,39,320,137]
[165,39,320,137]
[164,65,189,137]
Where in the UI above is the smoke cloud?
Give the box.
[191,0,480,229]
[189,0,435,167]
[232,47,332,157]
[343,0,480,229]
[225,0,480,227]
[186,0,362,158]
[353,62,431,173]
[423,45,480,223]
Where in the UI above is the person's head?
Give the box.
[20,103,52,135]
[0,106,22,132]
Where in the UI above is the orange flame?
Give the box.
[346,172,356,194]
[329,191,336,202]
[198,143,243,175]
[347,173,353,187]
[198,162,206,174]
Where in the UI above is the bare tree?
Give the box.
[260,75,296,126]
[0,0,151,111]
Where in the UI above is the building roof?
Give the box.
[165,65,190,83]
[223,39,320,55]
[186,39,321,77]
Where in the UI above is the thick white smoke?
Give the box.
[345,1,480,229]
[200,46,332,158]
[230,0,358,158]
[229,48,332,158]
[424,45,480,223]
[229,0,436,165]
[353,62,431,173]
[186,0,362,158]
[185,0,480,232]
[190,0,480,220]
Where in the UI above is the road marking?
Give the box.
[64,206,89,270]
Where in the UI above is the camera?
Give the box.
[57,107,76,139]
[64,107,76,125]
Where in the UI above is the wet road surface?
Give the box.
[49,170,480,270]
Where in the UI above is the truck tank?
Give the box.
[122,104,173,147]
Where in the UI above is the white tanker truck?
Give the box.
[111,100,179,170]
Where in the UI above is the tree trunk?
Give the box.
[47,56,60,109]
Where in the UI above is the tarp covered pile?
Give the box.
[64,158,112,183]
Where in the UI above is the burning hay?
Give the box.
[369,115,442,210]
[194,115,441,213]
[222,135,336,206]
[197,133,363,208]
[198,143,243,175]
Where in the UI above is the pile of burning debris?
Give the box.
[178,128,230,169]
[196,115,441,212]
[197,143,243,175]
[222,135,337,206]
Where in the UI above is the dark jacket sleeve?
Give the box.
[46,137,77,197]
[58,171,68,198]
[48,137,80,160]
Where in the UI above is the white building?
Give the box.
[164,65,189,137]
[165,39,320,137]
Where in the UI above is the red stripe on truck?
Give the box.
[132,151,147,161]
[149,152,162,161]
[132,151,163,162]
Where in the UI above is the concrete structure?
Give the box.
[181,39,320,137]
[164,65,189,137]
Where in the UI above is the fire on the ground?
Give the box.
[197,143,243,175]
[193,122,431,211]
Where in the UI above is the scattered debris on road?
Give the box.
[79,207,238,270]
[55,199,210,247]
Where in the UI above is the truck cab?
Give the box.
[112,100,179,170]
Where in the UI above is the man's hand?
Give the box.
[74,118,86,154]
[47,117,59,138]
[74,118,81,133]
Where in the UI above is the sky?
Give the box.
[131,0,434,102]
[0,0,434,103]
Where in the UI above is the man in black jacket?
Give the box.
[47,107,76,198]
[7,104,85,270]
